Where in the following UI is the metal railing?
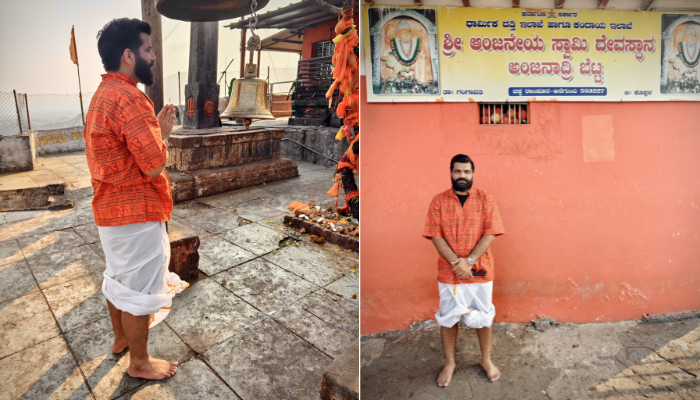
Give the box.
[268,80,296,115]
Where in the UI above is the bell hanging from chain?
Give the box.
[221,34,275,129]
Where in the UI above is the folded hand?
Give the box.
[452,258,474,280]
[157,104,176,141]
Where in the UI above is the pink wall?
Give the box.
[360,76,700,335]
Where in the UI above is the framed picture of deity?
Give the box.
[660,13,700,94]
[368,8,440,96]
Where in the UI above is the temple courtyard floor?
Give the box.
[361,317,700,400]
[0,151,358,400]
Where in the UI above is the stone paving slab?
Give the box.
[274,299,357,358]
[43,273,108,333]
[263,242,357,286]
[171,200,215,219]
[323,271,359,301]
[262,181,340,213]
[74,223,100,244]
[169,215,211,239]
[295,290,359,337]
[0,259,39,304]
[223,223,285,256]
[26,170,65,186]
[116,359,240,400]
[230,203,284,223]
[166,278,266,353]
[212,258,320,315]
[0,208,84,242]
[197,186,270,209]
[197,235,256,276]
[0,290,60,359]
[203,318,333,400]
[18,229,86,258]
[2,210,51,224]
[183,208,244,235]
[0,238,23,267]
[25,244,105,289]
[0,335,92,400]
[65,317,192,400]
[52,165,88,179]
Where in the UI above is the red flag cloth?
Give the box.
[69,26,79,65]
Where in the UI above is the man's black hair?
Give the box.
[97,18,151,72]
[450,154,474,172]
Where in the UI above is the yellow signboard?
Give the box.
[363,6,700,102]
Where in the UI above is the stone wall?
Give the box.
[281,127,347,168]
[32,126,85,155]
[0,132,36,172]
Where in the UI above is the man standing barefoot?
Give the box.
[85,18,187,380]
[423,154,505,386]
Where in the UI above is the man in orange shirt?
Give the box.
[423,154,505,387]
[85,18,186,380]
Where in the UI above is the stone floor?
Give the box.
[361,318,700,400]
[0,152,359,400]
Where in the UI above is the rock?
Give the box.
[167,220,200,282]
[319,339,359,400]
[531,316,559,331]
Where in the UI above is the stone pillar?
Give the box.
[141,0,164,116]
[183,22,220,129]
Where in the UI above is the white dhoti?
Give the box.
[435,281,495,329]
[99,221,188,329]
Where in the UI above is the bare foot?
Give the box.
[480,359,501,382]
[437,361,456,387]
[128,357,178,380]
[112,337,128,353]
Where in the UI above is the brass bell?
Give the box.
[221,62,275,129]
[156,0,270,22]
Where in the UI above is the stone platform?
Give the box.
[167,126,285,172]
[166,126,299,203]
[167,158,298,203]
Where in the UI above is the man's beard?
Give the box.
[134,53,155,86]
[451,177,473,192]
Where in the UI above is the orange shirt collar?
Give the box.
[101,72,136,87]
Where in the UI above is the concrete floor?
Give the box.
[361,318,700,400]
[0,152,358,400]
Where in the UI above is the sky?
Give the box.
[0,0,301,95]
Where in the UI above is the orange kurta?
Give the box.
[423,188,505,284]
[84,73,172,227]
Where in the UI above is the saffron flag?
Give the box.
[69,26,79,65]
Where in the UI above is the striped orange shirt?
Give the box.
[85,73,172,226]
[423,188,505,284]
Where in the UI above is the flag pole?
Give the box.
[70,25,85,125]
[77,63,85,125]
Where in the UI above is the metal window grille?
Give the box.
[479,103,529,125]
[314,41,335,58]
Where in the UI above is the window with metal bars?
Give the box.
[314,41,335,58]
[479,103,529,125]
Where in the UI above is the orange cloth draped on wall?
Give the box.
[422,188,505,284]
[85,73,172,226]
